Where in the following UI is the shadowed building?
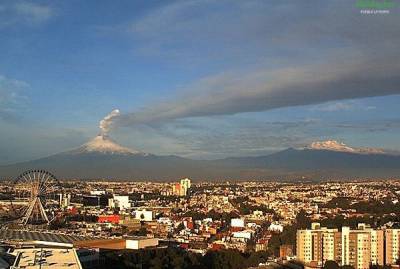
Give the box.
[385,229,400,265]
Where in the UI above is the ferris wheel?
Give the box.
[10,170,61,226]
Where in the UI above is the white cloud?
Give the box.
[0,1,53,27]
[14,2,53,23]
[311,100,378,112]
[0,75,29,120]
[314,102,354,112]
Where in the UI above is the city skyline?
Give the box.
[1,1,400,165]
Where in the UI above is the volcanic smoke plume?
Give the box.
[99,109,120,136]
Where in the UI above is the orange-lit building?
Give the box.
[98,215,120,224]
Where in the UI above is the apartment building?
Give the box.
[296,223,341,266]
[297,223,385,268]
[385,229,400,264]
[341,224,384,269]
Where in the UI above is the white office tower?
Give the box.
[108,195,130,209]
[59,193,71,208]
[180,178,191,196]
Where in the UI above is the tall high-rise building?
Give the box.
[172,183,181,196]
[180,178,191,196]
[172,178,192,196]
[59,193,71,208]
[385,229,400,264]
[341,224,384,269]
[296,222,340,266]
[370,229,384,265]
[297,223,384,269]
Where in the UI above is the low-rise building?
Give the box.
[10,248,83,269]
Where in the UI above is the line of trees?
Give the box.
[99,248,270,269]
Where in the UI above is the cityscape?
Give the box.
[1,1,400,269]
[2,176,400,268]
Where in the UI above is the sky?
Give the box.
[1,0,400,164]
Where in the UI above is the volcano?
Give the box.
[69,134,144,155]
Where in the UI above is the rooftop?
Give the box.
[0,230,92,247]
[11,247,82,269]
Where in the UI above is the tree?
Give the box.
[149,256,162,269]
[296,210,311,229]
[98,247,272,269]
[267,233,281,256]
[341,265,355,269]
[323,260,340,269]
[176,222,185,233]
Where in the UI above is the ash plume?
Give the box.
[100,1,400,132]
[99,109,120,136]
[100,55,400,131]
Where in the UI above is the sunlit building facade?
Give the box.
[297,223,384,269]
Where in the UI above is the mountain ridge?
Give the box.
[1,141,400,180]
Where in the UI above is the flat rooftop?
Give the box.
[1,229,159,250]
[0,229,91,246]
[11,247,82,269]
[74,236,159,250]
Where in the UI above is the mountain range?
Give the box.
[1,136,399,181]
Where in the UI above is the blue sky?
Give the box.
[1,0,400,164]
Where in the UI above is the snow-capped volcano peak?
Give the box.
[309,140,356,153]
[307,140,385,154]
[76,135,142,155]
